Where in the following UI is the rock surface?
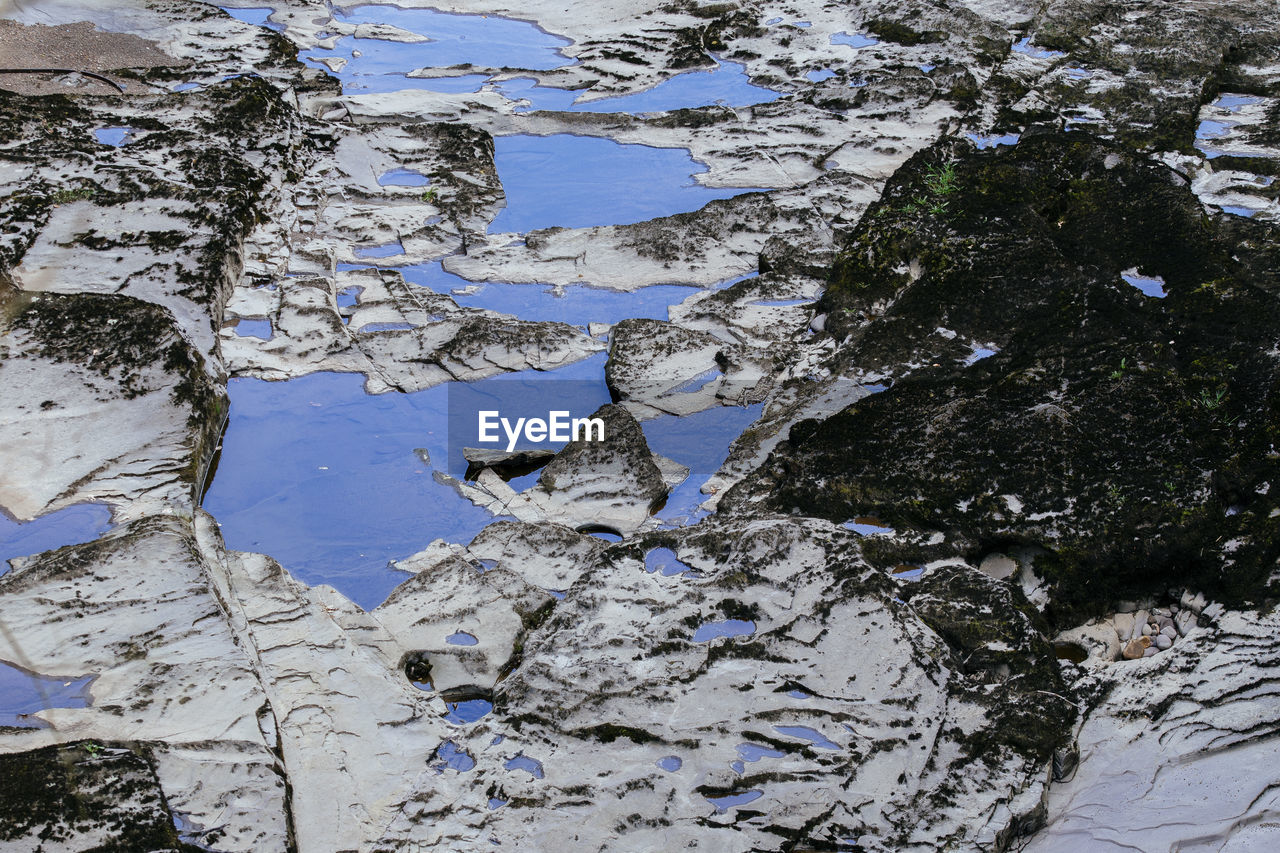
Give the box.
[2,0,1279,849]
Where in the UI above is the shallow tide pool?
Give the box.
[203,354,611,609]
[301,4,572,93]
[0,662,94,727]
[489,134,762,233]
[498,58,779,114]
[1,503,113,572]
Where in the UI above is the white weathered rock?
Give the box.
[0,515,289,851]
[375,556,553,693]
[979,552,1019,580]
[1024,608,1280,851]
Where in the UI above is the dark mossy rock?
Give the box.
[866,18,944,46]
[908,565,1075,762]
[737,132,1280,622]
[0,741,195,852]
[668,10,760,69]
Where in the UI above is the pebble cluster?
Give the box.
[1113,594,1203,659]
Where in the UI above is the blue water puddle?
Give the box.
[435,740,476,772]
[504,753,545,779]
[354,241,405,259]
[643,547,697,577]
[920,63,936,73]
[715,271,759,290]
[841,518,894,536]
[203,353,610,609]
[792,21,812,29]
[736,742,785,763]
[445,631,478,646]
[0,662,94,727]
[642,403,764,524]
[751,298,811,307]
[337,287,361,308]
[488,797,507,810]
[666,369,721,396]
[343,73,490,95]
[1197,119,1233,142]
[491,77,580,112]
[1,503,112,572]
[1220,205,1258,218]
[234,318,273,340]
[397,260,697,326]
[354,321,417,333]
[378,168,430,187]
[705,790,763,812]
[585,530,623,543]
[968,132,1020,149]
[220,6,282,30]
[489,135,763,233]
[1212,93,1263,113]
[561,59,779,114]
[773,725,841,750]
[806,68,836,83]
[787,688,812,699]
[171,81,202,92]
[302,4,571,92]
[499,59,779,114]
[446,698,493,724]
[964,346,998,365]
[692,618,755,643]
[831,32,878,48]
[656,755,683,772]
[1011,36,1065,59]
[94,127,134,147]
[1121,269,1166,298]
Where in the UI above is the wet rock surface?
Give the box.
[1,0,1279,849]
[736,132,1280,622]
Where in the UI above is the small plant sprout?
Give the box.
[924,161,958,197]
[1197,386,1227,411]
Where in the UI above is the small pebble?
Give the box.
[1141,623,1153,637]
[1161,625,1177,639]
[1113,612,1135,638]
[1122,636,1152,660]
[1143,646,1159,657]
[1155,634,1172,650]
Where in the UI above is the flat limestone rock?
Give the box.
[0,294,222,519]
[0,515,288,852]
[1023,608,1280,851]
